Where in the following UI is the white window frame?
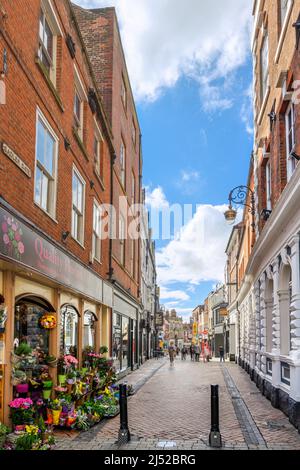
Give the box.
[285,101,296,181]
[92,199,102,262]
[120,139,126,188]
[74,65,87,141]
[132,119,136,146]
[131,238,135,278]
[131,172,135,205]
[121,75,127,110]
[260,32,269,105]
[72,166,86,246]
[38,0,63,87]
[281,361,290,386]
[34,108,59,219]
[266,161,272,210]
[119,215,126,266]
[275,0,294,63]
[94,119,103,178]
[266,358,273,376]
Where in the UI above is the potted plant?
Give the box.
[41,372,53,400]
[9,398,34,428]
[49,400,62,426]
[57,356,67,385]
[0,423,10,449]
[15,380,29,395]
[45,355,58,368]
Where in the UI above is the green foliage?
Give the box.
[0,423,10,436]
[15,342,32,356]
[15,433,41,451]
[36,416,46,434]
[99,346,108,355]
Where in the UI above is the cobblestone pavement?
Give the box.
[55,358,300,451]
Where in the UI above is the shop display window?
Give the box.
[14,302,50,360]
[83,311,97,349]
[60,305,79,358]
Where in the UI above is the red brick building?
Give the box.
[74,5,142,374]
[0,0,116,424]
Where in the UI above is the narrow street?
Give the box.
[55,358,300,451]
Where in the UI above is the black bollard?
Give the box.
[209,384,222,448]
[118,383,131,445]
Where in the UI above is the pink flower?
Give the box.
[7,218,12,226]
[18,242,25,255]
[12,224,17,231]
[1,222,8,233]
[9,398,33,409]
[14,231,21,242]
[3,234,9,245]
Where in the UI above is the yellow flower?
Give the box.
[25,425,39,435]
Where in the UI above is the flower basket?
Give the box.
[11,370,27,386]
[40,314,57,330]
[11,351,22,367]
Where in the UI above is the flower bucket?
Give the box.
[66,416,76,428]
[52,409,62,426]
[46,409,53,425]
[58,375,66,385]
[16,383,29,394]
[43,389,52,400]
[14,424,26,434]
[43,381,53,389]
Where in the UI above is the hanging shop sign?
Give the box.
[1,142,32,178]
[219,308,228,317]
[0,205,104,302]
[155,310,164,328]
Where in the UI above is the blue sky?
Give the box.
[76,0,253,321]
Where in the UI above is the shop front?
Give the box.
[0,201,113,425]
[112,291,138,375]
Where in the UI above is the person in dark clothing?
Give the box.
[219,346,225,362]
[190,345,195,361]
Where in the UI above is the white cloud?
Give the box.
[160,287,190,302]
[156,204,233,285]
[145,186,169,210]
[181,171,200,183]
[74,0,252,107]
[241,83,254,135]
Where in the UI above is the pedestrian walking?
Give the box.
[219,345,225,363]
[181,346,187,361]
[168,344,176,366]
[203,344,210,363]
[190,344,195,361]
[195,344,200,362]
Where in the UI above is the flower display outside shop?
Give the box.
[2,344,119,451]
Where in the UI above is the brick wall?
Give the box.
[74,5,142,302]
[0,0,113,281]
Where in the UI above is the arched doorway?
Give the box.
[60,305,80,358]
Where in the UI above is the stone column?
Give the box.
[253,281,261,371]
[259,276,267,374]
[290,235,300,359]
[95,304,102,353]
[272,260,280,354]
[78,299,84,368]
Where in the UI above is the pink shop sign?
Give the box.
[0,205,102,302]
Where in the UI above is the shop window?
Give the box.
[14,297,54,361]
[122,316,129,370]
[83,311,97,350]
[60,305,79,358]
[112,312,121,372]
